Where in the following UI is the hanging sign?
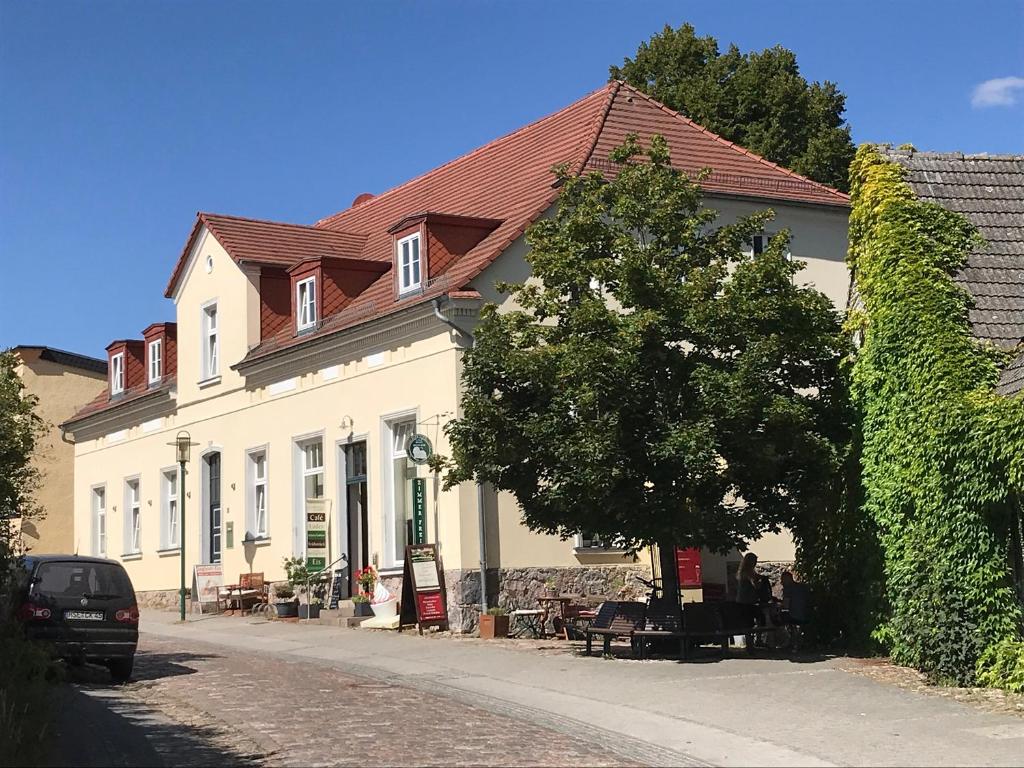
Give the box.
[405,434,433,465]
[306,499,329,572]
[412,478,427,544]
[192,563,224,604]
[398,543,448,633]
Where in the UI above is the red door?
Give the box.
[675,547,702,588]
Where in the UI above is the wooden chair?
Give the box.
[218,572,268,614]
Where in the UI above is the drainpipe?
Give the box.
[433,298,488,615]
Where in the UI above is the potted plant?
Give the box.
[355,565,377,595]
[351,594,372,617]
[543,576,558,597]
[299,596,322,620]
[370,589,398,618]
[479,607,509,639]
[273,583,298,618]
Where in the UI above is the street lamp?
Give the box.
[168,430,198,622]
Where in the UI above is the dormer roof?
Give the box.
[165,213,368,298]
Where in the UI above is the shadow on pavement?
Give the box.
[46,684,260,768]
[61,650,221,685]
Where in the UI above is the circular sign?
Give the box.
[406,433,433,465]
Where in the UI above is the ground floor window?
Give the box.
[387,418,416,564]
[92,486,106,557]
[247,448,268,539]
[124,479,141,554]
[161,469,178,549]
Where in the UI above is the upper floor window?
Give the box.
[397,233,421,295]
[148,339,163,385]
[202,303,218,380]
[752,233,792,261]
[296,277,317,331]
[110,353,125,395]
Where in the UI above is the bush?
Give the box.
[0,627,61,765]
[976,639,1024,694]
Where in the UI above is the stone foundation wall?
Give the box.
[136,588,183,612]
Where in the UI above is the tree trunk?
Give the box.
[657,540,680,606]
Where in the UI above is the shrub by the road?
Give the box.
[977,639,1024,694]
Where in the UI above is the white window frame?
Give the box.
[92,485,106,557]
[160,468,178,549]
[124,478,141,555]
[383,413,417,568]
[293,436,324,556]
[752,232,793,261]
[247,448,269,539]
[397,233,422,295]
[148,338,163,385]
[110,353,124,395]
[201,301,219,380]
[296,277,317,331]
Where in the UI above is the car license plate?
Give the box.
[65,610,104,621]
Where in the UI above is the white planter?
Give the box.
[370,599,397,618]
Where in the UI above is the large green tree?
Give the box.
[446,135,849,593]
[610,23,855,191]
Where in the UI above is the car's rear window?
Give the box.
[33,562,133,600]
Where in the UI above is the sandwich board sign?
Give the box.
[398,543,448,633]
[192,563,224,605]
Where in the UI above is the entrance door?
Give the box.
[208,452,221,563]
[343,441,368,598]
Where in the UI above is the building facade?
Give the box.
[11,346,107,554]
[63,83,851,626]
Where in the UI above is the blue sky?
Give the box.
[2,0,1022,357]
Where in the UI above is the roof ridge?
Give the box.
[612,81,849,201]
[199,211,365,237]
[573,81,622,174]
[314,82,616,229]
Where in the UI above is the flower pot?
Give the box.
[353,602,373,617]
[299,604,321,620]
[370,599,398,618]
[479,614,509,639]
[275,601,299,618]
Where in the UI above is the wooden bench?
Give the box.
[584,601,646,656]
[633,597,685,659]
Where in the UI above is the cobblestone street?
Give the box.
[55,634,638,767]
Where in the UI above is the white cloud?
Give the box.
[971,76,1024,108]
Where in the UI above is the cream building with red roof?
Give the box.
[63,82,850,626]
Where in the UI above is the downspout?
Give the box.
[433,298,488,615]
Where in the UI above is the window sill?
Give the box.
[157,547,181,557]
[243,536,272,547]
[378,566,403,577]
[198,375,221,389]
[397,286,423,299]
[121,552,143,561]
[573,546,628,554]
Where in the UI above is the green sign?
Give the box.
[406,434,433,465]
[412,477,427,544]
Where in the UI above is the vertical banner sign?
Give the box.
[398,543,449,633]
[412,478,427,545]
[305,499,329,572]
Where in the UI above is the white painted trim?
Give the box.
[141,417,164,433]
[110,352,125,395]
[381,408,418,569]
[396,232,422,295]
[268,378,298,396]
[148,338,163,384]
[296,276,317,331]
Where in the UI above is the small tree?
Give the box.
[446,136,849,595]
[610,23,855,191]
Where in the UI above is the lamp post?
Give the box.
[169,431,198,622]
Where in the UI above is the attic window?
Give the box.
[110,353,125,395]
[148,339,163,385]
[296,276,317,331]
[397,233,422,295]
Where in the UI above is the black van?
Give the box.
[15,555,139,682]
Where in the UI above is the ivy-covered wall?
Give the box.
[846,145,1024,685]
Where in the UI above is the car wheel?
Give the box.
[107,657,134,684]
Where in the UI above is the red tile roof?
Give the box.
[72,82,849,423]
[165,213,368,298]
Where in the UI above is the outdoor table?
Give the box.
[536,595,574,639]
[509,609,544,638]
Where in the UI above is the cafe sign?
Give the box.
[306,498,329,572]
[405,433,433,465]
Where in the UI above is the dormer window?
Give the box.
[296,276,317,331]
[148,338,163,385]
[110,353,125,395]
[397,233,421,295]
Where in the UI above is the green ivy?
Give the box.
[976,639,1024,693]
[844,146,1024,686]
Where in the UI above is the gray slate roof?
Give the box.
[880,148,1024,396]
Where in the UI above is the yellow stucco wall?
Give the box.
[15,350,106,554]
